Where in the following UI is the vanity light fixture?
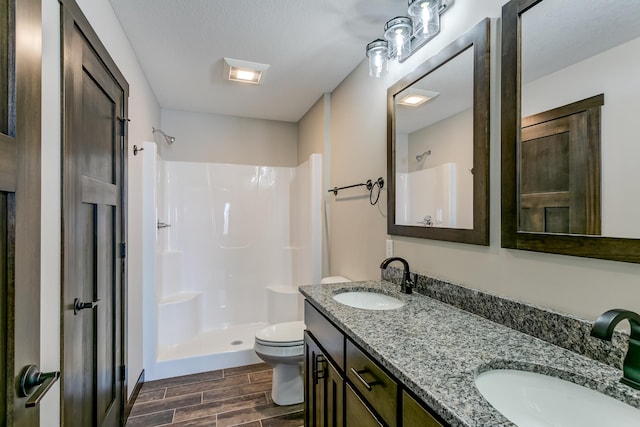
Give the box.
[408,0,441,40]
[366,39,389,78]
[384,17,413,61]
[396,89,440,107]
[223,57,270,84]
[366,0,451,78]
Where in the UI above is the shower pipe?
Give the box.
[152,127,176,145]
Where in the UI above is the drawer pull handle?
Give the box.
[350,367,376,391]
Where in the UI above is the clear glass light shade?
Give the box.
[366,39,389,78]
[384,17,412,61]
[408,0,441,39]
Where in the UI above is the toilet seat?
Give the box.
[255,321,305,347]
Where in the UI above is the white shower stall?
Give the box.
[141,142,322,380]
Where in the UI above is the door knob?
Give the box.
[18,364,60,408]
[73,298,99,315]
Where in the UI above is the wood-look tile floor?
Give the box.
[126,363,304,427]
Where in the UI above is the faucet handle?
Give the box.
[403,274,416,294]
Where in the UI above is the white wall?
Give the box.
[298,95,331,277]
[40,0,161,423]
[405,108,474,227]
[327,0,640,321]
[159,108,298,166]
[297,96,326,166]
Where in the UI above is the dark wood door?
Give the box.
[1,0,43,425]
[61,1,128,426]
[520,95,603,235]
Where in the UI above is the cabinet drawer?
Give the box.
[345,384,383,427]
[346,339,397,427]
[402,391,443,427]
[304,300,345,370]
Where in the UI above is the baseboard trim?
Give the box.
[125,369,145,421]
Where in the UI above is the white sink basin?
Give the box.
[475,369,640,426]
[332,291,404,310]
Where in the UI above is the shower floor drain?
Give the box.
[231,340,243,346]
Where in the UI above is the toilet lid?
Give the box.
[255,321,305,347]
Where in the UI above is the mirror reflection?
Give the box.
[388,18,489,246]
[395,47,474,230]
[519,0,640,238]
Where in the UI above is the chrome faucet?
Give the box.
[380,257,414,294]
[591,309,640,390]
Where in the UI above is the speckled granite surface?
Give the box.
[299,280,640,427]
[382,267,628,370]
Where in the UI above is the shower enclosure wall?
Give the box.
[142,142,322,380]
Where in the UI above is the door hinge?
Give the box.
[119,242,127,258]
[120,365,126,381]
[117,117,130,137]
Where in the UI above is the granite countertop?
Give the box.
[299,280,640,426]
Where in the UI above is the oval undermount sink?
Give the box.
[475,369,640,426]
[332,291,404,310]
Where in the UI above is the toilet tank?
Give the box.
[267,286,301,324]
[320,276,351,284]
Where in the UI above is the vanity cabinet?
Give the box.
[304,300,448,427]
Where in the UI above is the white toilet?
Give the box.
[254,277,351,405]
[254,320,306,405]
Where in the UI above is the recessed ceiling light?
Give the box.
[396,89,440,107]
[223,58,270,85]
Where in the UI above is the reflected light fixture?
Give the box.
[396,89,440,107]
[223,57,270,84]
[366,0,451,78]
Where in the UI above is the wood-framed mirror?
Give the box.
[501,0,640,263]
[387,18,490,245]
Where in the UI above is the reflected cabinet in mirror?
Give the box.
[387,18,490,245]
[501,0,640,262]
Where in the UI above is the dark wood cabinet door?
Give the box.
[305,331,344,427]
[402,391,443,427]
[345,385,382,427]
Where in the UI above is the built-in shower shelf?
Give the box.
[157,250,183,256]
[158,292,203,347]
[159,291,201,305]
[266,285,298,294]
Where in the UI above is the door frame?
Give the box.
[60,0,129,423]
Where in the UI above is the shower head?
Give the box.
[152,127,176,145]
[416,150,431,162]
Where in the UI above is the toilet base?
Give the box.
[271,362,303,405]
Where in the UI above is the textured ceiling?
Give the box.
[109,0,408,122]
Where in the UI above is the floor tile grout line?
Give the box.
[129,396,206,420]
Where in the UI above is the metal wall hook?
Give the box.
[133,145,144,156]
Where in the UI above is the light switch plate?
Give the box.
[386,239,393,257]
